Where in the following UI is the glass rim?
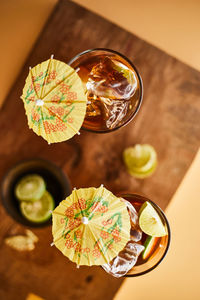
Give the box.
[68,48,143,133]
[117,193,171,277]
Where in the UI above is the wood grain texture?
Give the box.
[0,0,200,299]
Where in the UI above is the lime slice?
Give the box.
[139,201,167,237]
[123,144,157,179]
[20,191,54,223]
[128,162,157,179]
[142,236,157,260]
[15,174,46,201]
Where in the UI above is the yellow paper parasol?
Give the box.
[52,186,131,266]
[21,57,87,143]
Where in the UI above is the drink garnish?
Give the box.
[15,174,46,201]
[142,236,158,260]
[139,201,167,237]
[20,191,54,223]
[123,144,157,178]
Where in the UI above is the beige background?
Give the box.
[0,0,200,299]
[0,0,57,106]
[74,0,200,71]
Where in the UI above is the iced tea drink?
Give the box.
[102,194,170,277]
[68,49,143,132]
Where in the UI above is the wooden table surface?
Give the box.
[0,0,200,299]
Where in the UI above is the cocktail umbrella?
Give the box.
[52,186,131,266]
[21,57,87,143]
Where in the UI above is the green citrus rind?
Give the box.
[142,236,157,260]
[20,191,54,223]
[15,174,46,202]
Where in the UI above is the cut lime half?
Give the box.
[139,201,167,237]
[123,144,157,179]
[15,174,46,201]
[20,191,54,223]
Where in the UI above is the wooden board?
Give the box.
[0,0,200,299]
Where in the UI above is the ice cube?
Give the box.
[86,57,137,100]
[120,198,142,242]
[85,57,138,129]
[101,97,130,129]
[102,241,144,278]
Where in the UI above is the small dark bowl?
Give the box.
[0,158,71,227]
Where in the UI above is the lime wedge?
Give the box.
[123,144,157,179]
[20,191,54,223]
[142,236,157,260]
[15,174,46,201]
[139,201,167,237]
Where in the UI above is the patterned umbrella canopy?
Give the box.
[52,186,131,266]
[21,57,87,143]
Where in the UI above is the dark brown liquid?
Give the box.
[74,53,141,131]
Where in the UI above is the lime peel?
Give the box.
[142,236,158,260]
[128,161,157,178]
